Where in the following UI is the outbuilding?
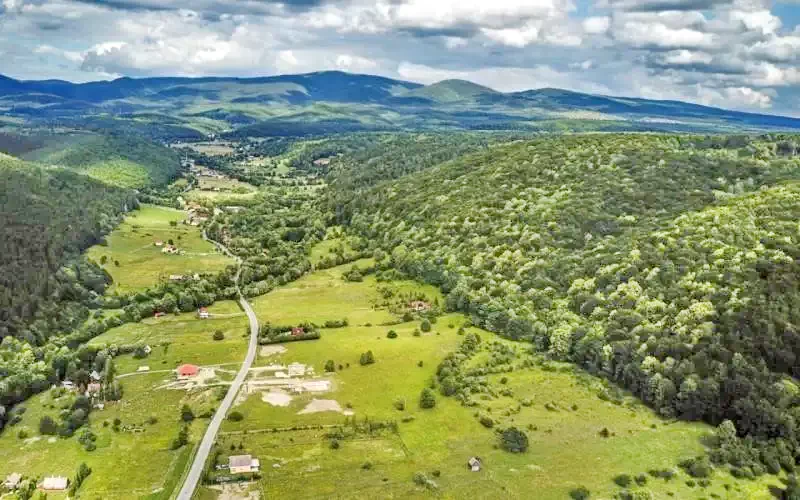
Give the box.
[4,473,21,490]
[468,457,482,472]
[177,364,200,378]
[229,455,260,474]
[41,477,68,491]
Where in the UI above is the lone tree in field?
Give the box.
[180,404,195,422]
[420,319,432,332]
[324,360,336,372]
[500,427,529,453]
[359,351,375,366]
[419,388,437,409]
[213,330,225,341]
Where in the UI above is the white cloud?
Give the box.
[583,16,610,35]
[612,21,715,49]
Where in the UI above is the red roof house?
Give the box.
[177,364,200,377]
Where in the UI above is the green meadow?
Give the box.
[198,260,781,499]
[184,176,257,203]
[86,204,233,292]
[0,300,250,499]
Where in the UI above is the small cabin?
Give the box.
[468,457,482,472]
[198,307,210,319]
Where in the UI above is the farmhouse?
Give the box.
[468,457,482,472]
[41,477,68,491]
[229,455,260,474]
[198,307,210,319]
[409,300,431,312]
[177,364,200,378]
[4,473,21,490]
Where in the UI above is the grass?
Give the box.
[198,258,783,499]
[86,204,233,292]
[0,299,250,499]
[309,227,361,266]
[88,300,248,374]
[185,176,257,202]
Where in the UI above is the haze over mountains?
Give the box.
[2,70,800,138]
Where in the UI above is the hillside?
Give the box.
[21,133,182,188]
[0,153,137,340]
[336,134,800,472]
[2,71,800,136]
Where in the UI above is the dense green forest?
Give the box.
[329,134,800,473]
[21,133,182,189]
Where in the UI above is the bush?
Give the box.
[181,404,195,422]
[17,429,29,439]
[386,330,398,339]
[479,415,494,428]
[39,416,58,435]
[324,360,336,372]
[636,474,648,486]
[419,388,437,409]
[500,427,529,453]
[680,457,712,478]
[614,474,632,487]
[228,411,244,422]
[393,398,406,411]
[213,330,225,341]
[330,439,341,450]
[359,351,376,365]
[413,472,428,485]
[569,486,591,500]
[420,319,431,332]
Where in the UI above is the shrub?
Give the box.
[636,474,648,486]
[213,330,225,341]
[413,472,428,486]
[359,351,376,366]
[420,319,431,332]
[17,429,28,439]
[181,404,195,422]
[39,416,58,435]
[419,388,437,409]
[329,439,340,450]
[362,462,373,470]
[324,360,336,372]
[228,411,244,422]
[614,474,632,487]
[569,486,591,500]
[680,457,712,478]
[386,330,398,339]
[479,415,494,428]
[393,398,406,411]
[500,427,529,453]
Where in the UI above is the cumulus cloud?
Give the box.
[0,0,799,114]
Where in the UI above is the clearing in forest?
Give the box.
[86,204,233,292]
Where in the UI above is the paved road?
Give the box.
[177,235,258,500]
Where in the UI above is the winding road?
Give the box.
[176,232,258,500]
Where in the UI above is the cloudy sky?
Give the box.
[2,0,800,115]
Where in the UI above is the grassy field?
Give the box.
[185,176,257,203]
[86,204,233,292]
[196,260,782,499]
[0,300,248,499]
[309,228,362,267]
[89,300,247,374]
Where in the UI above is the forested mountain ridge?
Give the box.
[19,133,182,189]
[338,134,800,470]
[0,153,137,342]
[3,71,800,137]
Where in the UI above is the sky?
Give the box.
[2,0,800,115]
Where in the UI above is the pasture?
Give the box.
[0,300,249,499]
[185,176,257,203]
[86,204,233,292]
[199,260,780,499]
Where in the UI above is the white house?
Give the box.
[42,477,68,491]
[4,473,21,489]
[229,455,260,474]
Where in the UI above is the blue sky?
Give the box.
[1,0,800,115]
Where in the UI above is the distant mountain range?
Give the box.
[1,70,799,138]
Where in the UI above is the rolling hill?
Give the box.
[1,71,800,137]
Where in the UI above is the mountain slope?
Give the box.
[339,134,800,468]
[21,133,182,188]
[2,71,800,134]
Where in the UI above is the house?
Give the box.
[4,473,21,490]
[468,457,482,472]
[154,312,167,318]
[288,363,305,377]
[291,327,305,336]
[169,275,185,282]
[313,157,331,167]
[90,370,102,381]
[409,300,431,312]
[87,383,102,394]
[177,364,200,378]
[143,345,152,355]
[41,477,68,491]
[198,307,210,319]
[154,240,164,247]
[228,455,260,474]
